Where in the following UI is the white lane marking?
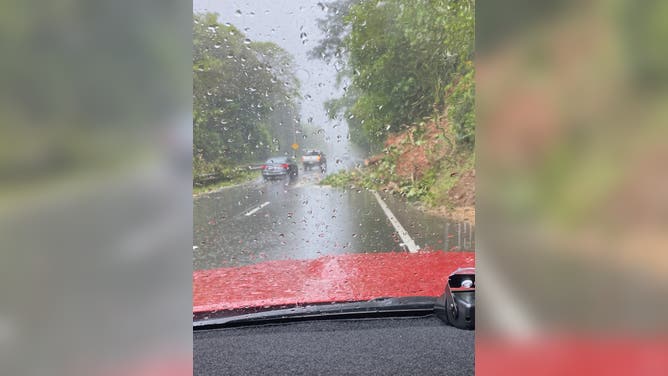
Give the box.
[371,191,420,253]
[244,201,270,216]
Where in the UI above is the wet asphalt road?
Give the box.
[193,168,475,270]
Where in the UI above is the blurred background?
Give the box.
[0,0,192,375]
[3,0,668,374]
[477,0,668,374]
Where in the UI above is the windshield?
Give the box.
[266,157,289,164]
[193,0,475,317]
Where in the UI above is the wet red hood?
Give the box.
[193,251,475,314]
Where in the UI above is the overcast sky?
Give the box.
[193,0,359,159]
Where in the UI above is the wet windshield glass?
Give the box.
[193,0,475,315]
[266,157,289,163]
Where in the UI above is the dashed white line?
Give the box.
[371,191,420,253]
[244,201,270,216]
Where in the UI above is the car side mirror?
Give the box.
[435,267,475,330]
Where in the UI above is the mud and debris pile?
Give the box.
[354,114,475,224]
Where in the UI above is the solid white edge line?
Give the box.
[244,201,270,216]
[371,191,420,253]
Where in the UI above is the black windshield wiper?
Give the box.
[194,268,476,331]
[193,297,437,330]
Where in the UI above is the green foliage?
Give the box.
[315,1,477,211]
[193,13,301,176]
[322,148,474,210]
[445,66,475,148]
[193,165,260,194]
[313,0,475,148]
[320,170,355,187]
[193,152,261,192]
[309,0,361,64]
[426,152,474,207]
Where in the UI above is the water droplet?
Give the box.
[235,9,242,16]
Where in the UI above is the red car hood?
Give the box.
[193,251,475,314]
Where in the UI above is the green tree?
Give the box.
[193,13,301,175]
[312,0,475,148]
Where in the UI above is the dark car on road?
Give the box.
[302,150,327,172]
[261,156,298,181]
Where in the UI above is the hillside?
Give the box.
[322,113,475,224]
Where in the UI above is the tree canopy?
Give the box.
[193,12,301,173]
[312,0,475,149]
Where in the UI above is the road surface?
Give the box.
[194,167,475,270]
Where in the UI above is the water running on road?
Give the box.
[193,168,474,270]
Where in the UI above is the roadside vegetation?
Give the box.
[193,12,302,190]
[314,0,475,222]
[193,167,260,195]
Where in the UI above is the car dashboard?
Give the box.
[194,315,474,375]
